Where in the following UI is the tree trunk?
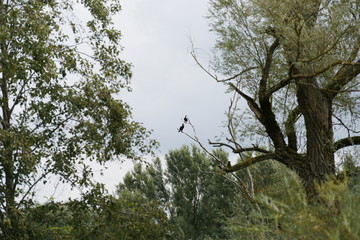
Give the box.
[296,78,335,197]
[0,31,21,239]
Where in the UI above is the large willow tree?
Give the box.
[0,0,154,238]
[204,0,360,197]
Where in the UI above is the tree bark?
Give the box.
[295,78,335,197]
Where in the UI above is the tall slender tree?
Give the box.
[0,0,154,238]
[201,0,360,197]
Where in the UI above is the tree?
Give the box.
[24,186,168,240]
[227,161,360,240]
[198,0,360,198]
[118,145,240,239]
[0,0,155,238]
[67,188,168,240]
[118,157,170,206]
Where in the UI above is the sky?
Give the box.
[36,0,233,201]
[101,0,232,192]
[118,0,230,153]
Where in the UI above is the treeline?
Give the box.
[15,145,360,240]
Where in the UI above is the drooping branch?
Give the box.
[224,153,277,172]
[334,136,360,151]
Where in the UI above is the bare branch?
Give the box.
[333,114,360,135]
[17,171,51,207]
[181,125,224,167]
[179,119,262,205]
[190,49,258,82]
[220,67,259,82]
[209,140,237,152]
[226,93,243,150]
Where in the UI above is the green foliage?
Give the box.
[19,149,360,240]
[118,157,170,204]
[227,160,360,240]
[0,0,156,238]
[118,145,241,240]
[25,185,168,240]
[166,146,236,240]
[24,201,74,240]
[67,187,168,240]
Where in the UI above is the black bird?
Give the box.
[184,115,188,123]
[178,123,184,132]
[227,161,231,168]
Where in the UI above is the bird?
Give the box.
[227,161,231,168]
[184,115,188,123]
[178,124,184,132]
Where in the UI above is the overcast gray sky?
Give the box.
[109,0,231,187]
[118,0,230,153]
[37,0,233,201]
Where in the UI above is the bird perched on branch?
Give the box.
[184,115,188,123]
[227,161,231,168]
[178,123,184,132]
